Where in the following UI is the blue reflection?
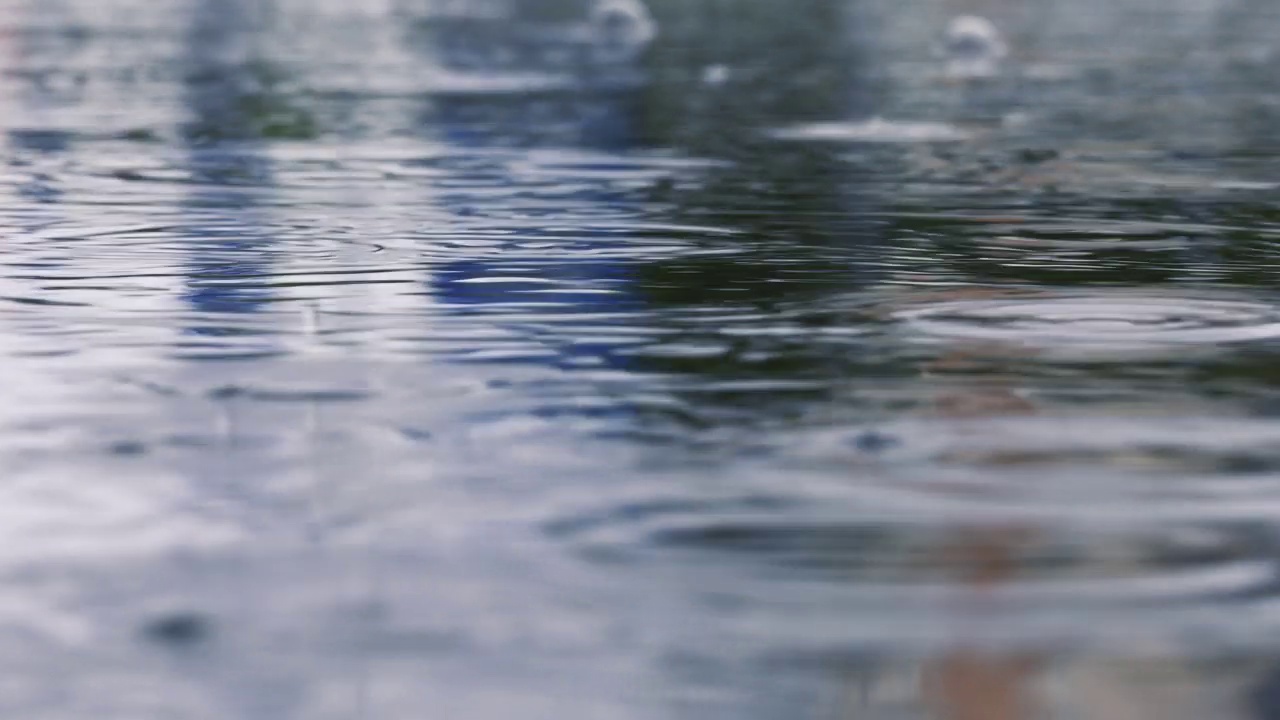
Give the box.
[8,17,75,229]
[178,152,275,320]
[179,0,277,326]
[9,129,71,208]
[429,94,645,373]
[422,17,647,373]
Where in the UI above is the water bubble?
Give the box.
[940,15,1008,79]
[588,0,656,65]
[141,612,212,648]
[701,64,731,86]
[851,430,902,454]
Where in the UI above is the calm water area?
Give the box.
[7,0,1280,717]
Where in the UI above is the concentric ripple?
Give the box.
[894,293,1280,352]
[540,469,1280,655]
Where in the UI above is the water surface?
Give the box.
[5,0,1280,717]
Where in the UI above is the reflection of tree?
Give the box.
[625,145,891,426]
[182,1,316,144]
[557,0,891,431]
[637,0,863,152]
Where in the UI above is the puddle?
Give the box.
[3,0,1280,717]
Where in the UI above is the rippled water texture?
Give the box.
[9,0,1280,717]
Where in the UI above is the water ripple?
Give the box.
[7,0,1280,714]
[894,291,1280,354]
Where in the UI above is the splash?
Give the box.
[587,0,656,65]
[940,15,1008,79]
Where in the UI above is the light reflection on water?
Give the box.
[5,0,1280,717]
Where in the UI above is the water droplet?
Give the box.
[588,0,656,64]
[107,440,148,457]
[141,612,212,647]
[941,15,1008,79]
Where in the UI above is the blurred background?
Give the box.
[4,0,1280,717]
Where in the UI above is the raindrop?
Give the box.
[588,0,656,65]
[940,15,1008,79]
[141,612,212,648]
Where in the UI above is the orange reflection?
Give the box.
[921,342,1042,720]
[835,320,1047,719]
[924,651,1038,720]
